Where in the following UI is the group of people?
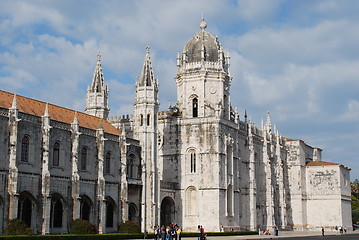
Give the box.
[153,224,207,240]
[197,225,207,240]
[335,225,347,234]
[262,225,279,236]
[154,223,182,240]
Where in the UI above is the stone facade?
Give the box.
[0,20,352,235]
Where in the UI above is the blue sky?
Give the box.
[1,0,359,180]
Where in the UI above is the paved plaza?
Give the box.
[180,231,359,240]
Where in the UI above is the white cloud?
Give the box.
[1,0,359,179]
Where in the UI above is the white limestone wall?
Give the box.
[340,167,352,229]
[305,165,344,229]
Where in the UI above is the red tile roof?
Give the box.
[306,161,339,167]
[0,90,121,136]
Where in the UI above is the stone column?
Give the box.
[248,121,257,231]
[96,125,106,233]
[276,134,286,228]
[41,103,52,234]
[119,131,128,224]
[71,113,81,220]
[263,130,274,228]
[7,95,20,220]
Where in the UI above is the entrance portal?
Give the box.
[160,197,175,226]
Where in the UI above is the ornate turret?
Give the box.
[174,19,232,119]
[85,53,110,119]
[133,45,159,232]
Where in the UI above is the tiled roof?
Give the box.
[0,90,121,136]
[306,161,339,167]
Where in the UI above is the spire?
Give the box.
[85,53,110,119]
[44,103,49,117]
[266,111,272,133]
[73,111,79,125]
[11,94,17,109]
[138,45,155,87]
[91,52,105,92]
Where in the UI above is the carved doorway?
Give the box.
[160,196,175,226]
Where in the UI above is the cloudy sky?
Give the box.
[1,0,358,179]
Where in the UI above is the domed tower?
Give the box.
[175,18,232,119]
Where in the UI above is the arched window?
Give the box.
[51,199,63,228]
[21,135,29,162]
[140,114,143,126]
[105,151,111,174]
[192,98,198,118]
[128,203,138,223]
[147,114,150,126]
[186,186,197,215]
[127,154,135,178]
[227,184,233,216]
[80,197,92,221]
[81,147,87,171]
[106,199,115,228]
[53,141,60,167]
[19,198,32,227]
[227,145,233,176]
[191,152,196,173]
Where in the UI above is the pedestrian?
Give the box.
[322,227,324,236]
[161,225,166,240]
[344,226,347,233]
[197,225,202,240]
[220,224,224,232]
[273,225,278,236]
[200,225,205,240]
[154,225,160,240]
[175,226,181,240]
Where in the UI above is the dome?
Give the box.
[183,21,222,63]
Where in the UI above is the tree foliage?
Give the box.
[69,219,97,234]
[118,221,141,233]
[351,180,359,223]
[4,218,34,235]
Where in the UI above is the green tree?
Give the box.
[4,219,34,235]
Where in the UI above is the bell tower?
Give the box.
[133,45,160,231]
[175,19,232,119]
[85,53,110,119]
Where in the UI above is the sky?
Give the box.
[0,0,358,180]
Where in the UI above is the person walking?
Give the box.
[273,225,278,236]
[322,227,325,236]
[197,225,201,240]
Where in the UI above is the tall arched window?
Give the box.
[105,151,111,174]
[192,98,198,118]
[186,186,197,215]
[106,198,115,228]
[147,114,150,126]
[51,199,63,228]
[189,150,196,173]
[80,196,92,221]
[81,147,87,171]
[227,145,233,176]
[140,114,143,126]
[227,184,233,216]
[127,154,135,178]
[53,141,60,167]
[21,135,29,162]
